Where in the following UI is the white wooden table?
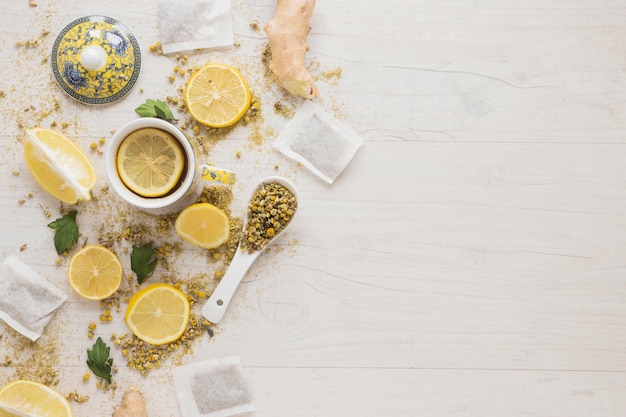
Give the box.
[1,1,626,416]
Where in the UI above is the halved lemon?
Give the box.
[184,63,251,128]
[0,380,73,417]
[23,128,96,204]
[175,203,230,249]
[68,245,122,300]
[116,128,185,198]
[125,283,190,346]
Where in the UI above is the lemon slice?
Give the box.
[125,283,190,346]
[68,245,122,300]
[175,203,230,249]
[23,128,96,204]
[184,63,251,128]
[115,128,185,198]
[0,380,73,417]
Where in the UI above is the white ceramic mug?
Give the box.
[105,117,235,214]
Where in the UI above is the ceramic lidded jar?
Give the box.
[51,15,141,105]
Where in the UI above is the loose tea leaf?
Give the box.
[86,337,113,383]
[131,243,157,284]
[47,211,78,254]
[135,99,176,121]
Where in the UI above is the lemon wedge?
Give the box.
[23,128,96,204]
[184,63,251,128]
[0,380,73,417]
[125,283,190,346]
[68,245,122,300]
[175,203,230,249]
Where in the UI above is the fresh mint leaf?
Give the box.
[47,211,78,255]
[86,337,113,383]
[135,99,176,121]
[154,100,175,120]
[135,100,157,117]
[131,243,157,284]
[154,104,169,120]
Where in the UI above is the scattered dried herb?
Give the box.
[86,337,113,383]
[116,313,212,376]
[47,211,78,255]
[135,99,176,121]
[131,243,158,284]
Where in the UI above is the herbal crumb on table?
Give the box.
[66,390,89,403]
[273,100,296,118]
[0,321,62,387]
[115,313,213,376]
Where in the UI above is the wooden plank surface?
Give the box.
[1,0,626,416]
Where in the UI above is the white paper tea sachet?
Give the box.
[159,0,234,54]
[273,100,364,184]
[0,257,67,341]
[173,356,254,417]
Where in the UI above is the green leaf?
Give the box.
[155,100,175,120]
[47,211,78,255]
[86,337,113,383]
[134,99,176,121]
[131,243,158,284]
[154,104,168,120]
[134,100,156,117]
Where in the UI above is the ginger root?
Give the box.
[264,0,318,99]
[112,386,147,417]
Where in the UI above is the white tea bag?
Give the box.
[0,257,67,341]
[273,100,364,184]
[173,356,254,417]
[159,0,234,54]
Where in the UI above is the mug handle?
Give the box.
[200,165,236,185]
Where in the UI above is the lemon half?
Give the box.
[175,203,230,249]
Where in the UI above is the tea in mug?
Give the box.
[116,128,188,198]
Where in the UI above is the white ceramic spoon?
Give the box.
[202,176,298,323]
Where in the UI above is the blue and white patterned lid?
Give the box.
[51,15,141,105]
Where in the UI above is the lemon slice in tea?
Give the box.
[116,128,185,197]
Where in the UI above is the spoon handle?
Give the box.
[202,247,259,323]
